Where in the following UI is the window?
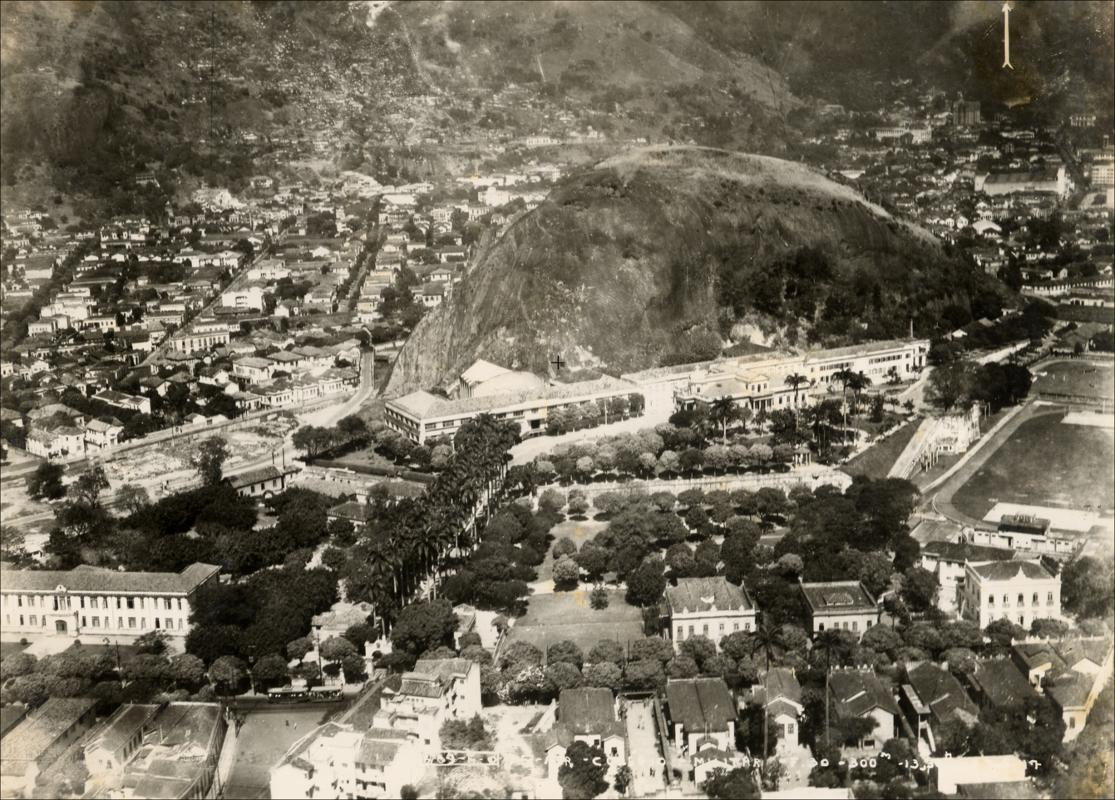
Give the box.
[866,620,873,628]
[92,617,100,628]
[29,615,37,626]
[117,597,122,609]
[688,625,695,636]
[118,617,124,628]
[128,617,136,629]
[703,624,709,635]
[989,594,995,606]
[1047,592,1054,605]
[1017,593,1024,606]
[719,623,725,632]
[126,597,135,610]
[818,623,825,631]
[787,723,795,734]
[82,616,87,626]
[165,598,172,610]
[1032,593,1039,605]
[863,739,875,749]
[1069,717,1076,729]
[733,623,739,631]
[852,621,858,631]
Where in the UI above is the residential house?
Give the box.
[799,581,880,637]
[83,418,124,451]
[1012,637,1114,740]
[965,658,1036,712]
[233,356,276,383]
[827,668,900,751]
[901,662,979,753]
[25,425,86,460]
[541,688,627,785]
[750,668,803,753]
[665,677,737,755]
[93,390,152,415]
[664,577,757,650]
[327,501,375,530]
[229,465,297,498]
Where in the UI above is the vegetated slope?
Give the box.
[396,0,792,108]
[387,146,1005,395]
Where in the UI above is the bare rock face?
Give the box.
[386,146,1000,396]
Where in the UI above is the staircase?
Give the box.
[888,417,939,479]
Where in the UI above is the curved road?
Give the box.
[925,400,1069,529]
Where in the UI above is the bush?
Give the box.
[590,586,609,609]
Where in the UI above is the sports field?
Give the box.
[507,588,645,657]
[1032,360,1114,402]
[952,408,1114,522]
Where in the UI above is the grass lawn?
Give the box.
[327,445,398,471]
[0,641,28,659]
[508,589,645,657]
[225,706,332,799]
[842,418,920,479]
[1033,361,1114,401]
[536,518,608,582]
[953,409,1115,520]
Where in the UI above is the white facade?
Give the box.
[960,560,1061,630]
[0,563,218,642]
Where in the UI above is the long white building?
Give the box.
[625,338,930,412]
[0,563,219,642]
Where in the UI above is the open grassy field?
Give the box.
[507,589,645,658]
[1032,360,1114,401]
[952,408,1114,520]
[842,418,920,480]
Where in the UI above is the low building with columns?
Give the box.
[0,563,219,643]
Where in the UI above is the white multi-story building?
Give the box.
[624,338,929,414]
[385,375,643,445]
[959,560,1061,630]
[0,563,219,642]
[269,723,417,800]
[664,577,757,650]
[169,322,232,355]
[372,658,482,748]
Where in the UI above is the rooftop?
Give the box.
[665,577,753,615]
[967,659,1036,708]
[2,697,96,766]
[558,688,618,734]
[922,541,1017,563]
[828,669,900,719]
[666,678,737,732]
[800,581,878,615]
[387,375,635,420]
[905,662,979,725]
[0,563,219,595]
[968,560,1055,582]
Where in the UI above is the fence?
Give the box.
[536,466,852,501]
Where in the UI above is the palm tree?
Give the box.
[748,617,783,763]
[812,629,852,750]
[846,371,871,416]
[784,372,808,408]
[831,368,857,444]
[709,397,739,444]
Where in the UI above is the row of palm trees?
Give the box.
[346,415,521,637]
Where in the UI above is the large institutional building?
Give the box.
[386,339,930,444]
[959,559,1062,629]
[663,577,757,650]
[0,563,219,642]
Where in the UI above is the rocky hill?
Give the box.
[386,146,1005,395]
